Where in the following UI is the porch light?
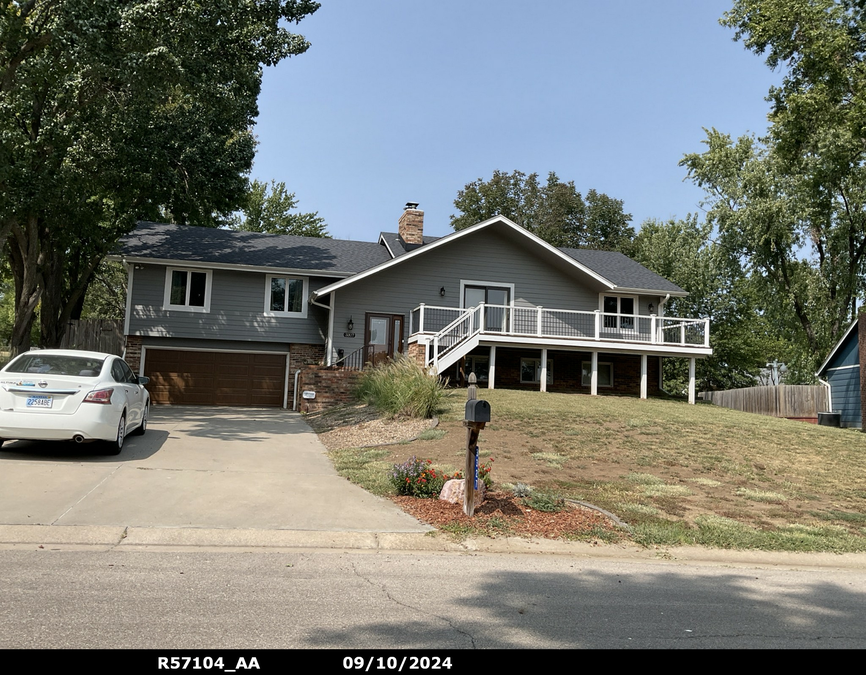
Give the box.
[648,303,655,314]
[347,316,354,331]
[439,287,446,297]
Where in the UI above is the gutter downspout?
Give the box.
[293,369,302,411]
[310,292,334,366]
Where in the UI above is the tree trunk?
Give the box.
[8,215,43,356]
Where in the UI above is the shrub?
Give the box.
[355,356,446,418]
[522,491,566,512]
[478,456,494,488]
[390,456,451,498]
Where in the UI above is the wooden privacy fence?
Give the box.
[702,385,829,419]
[59,319,124,356]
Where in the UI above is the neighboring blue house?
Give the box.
[116,204,713,408]
[817,318,862,428]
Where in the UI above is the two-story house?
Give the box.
[117,204,711,408]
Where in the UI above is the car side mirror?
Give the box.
[137,376,150,386]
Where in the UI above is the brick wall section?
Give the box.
[289,343,325,408]
[407,341,426,368]
[859,314,866,433]
[296,365,362,413]
[398,208,424,245]
[125,335,143,372]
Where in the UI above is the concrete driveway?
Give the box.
[0,406,429,533]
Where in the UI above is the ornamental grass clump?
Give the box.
[355,356,445,418]
[390,456,456,498]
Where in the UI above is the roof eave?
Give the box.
[115,255,356,279]
[614,287,688,297]
[817,318,859,376]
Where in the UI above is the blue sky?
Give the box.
[251,1,782,241]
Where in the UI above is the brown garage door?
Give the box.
[144,349,285,406]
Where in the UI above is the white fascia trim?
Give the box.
[377,234,397,259]
[612,287,688,297]
[119,255,354,279]
[817,318,858,376]
[263,275,309,319]
[311,216,618,300]
[474,335,713,357]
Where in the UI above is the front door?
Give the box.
[365,313,404,365]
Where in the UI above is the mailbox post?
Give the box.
[463,373,490,517]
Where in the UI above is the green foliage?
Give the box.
[81,260,127,320]
[450,170,635,253]
[677,0,866,377]
[355,356,446,418]
[478,456,494,489]
[229,179,329,237]
[389,456,455,498]
[521,491,567,513]
[0,1,319,352]
[633,215,782,391]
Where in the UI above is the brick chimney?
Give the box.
[398,202,424,246]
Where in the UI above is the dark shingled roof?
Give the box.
[378,231,441,257]
[118,222,684,294]
[559,248,686,294]
[119,221,391,275]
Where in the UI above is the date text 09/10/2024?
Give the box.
[155,656,454,672]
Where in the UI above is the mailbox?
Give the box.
[465,399,491,423]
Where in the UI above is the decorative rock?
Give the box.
[439,478,485,505]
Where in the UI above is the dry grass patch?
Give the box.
[315,388,866,551]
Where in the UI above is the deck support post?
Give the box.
[488,345,496,389]
[688,357,696,404]
[591,351,598,396]
[540,348,548,392]
[640,354,647,399]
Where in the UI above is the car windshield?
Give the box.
[4,354,106,377]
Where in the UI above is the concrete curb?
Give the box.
[2,524,866,570]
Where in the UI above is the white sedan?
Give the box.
[0,350,149,455]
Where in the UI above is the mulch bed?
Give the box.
[391,490,621,540]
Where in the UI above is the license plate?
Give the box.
[26,395,53,409]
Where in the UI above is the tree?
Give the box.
[450,170,635,253]
[633,215,783,391]
[229,179,329,237]
[684,0,866,374]
[0,0,320,353]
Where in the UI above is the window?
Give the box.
[520,358,553,385]
[264,275,307,318]
[582,361,613,388]
[164,268,212,312]
[461,281,514,333]
[601,295,636,330]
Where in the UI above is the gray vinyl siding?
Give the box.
[128,264,331,344]
[329,228,661,358]
[820,325,861,428]
[827,367,861,428]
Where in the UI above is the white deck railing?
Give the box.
[411,303,710,363]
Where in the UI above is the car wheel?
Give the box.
[133,405,148,436]
[106,413,126,456]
